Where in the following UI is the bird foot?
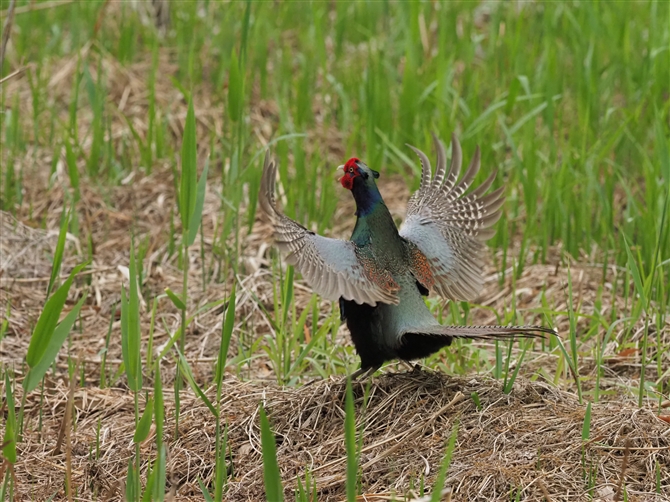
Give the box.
[348,365,380,382]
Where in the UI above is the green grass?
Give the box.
[1,1,669,500]
[5,2,667,264]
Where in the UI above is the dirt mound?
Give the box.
[16,370,669,501]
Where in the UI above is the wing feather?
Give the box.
[400,135,503,301]
[259,152,399,306]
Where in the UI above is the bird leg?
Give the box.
[349,367,369,381]
[350,364,381,381]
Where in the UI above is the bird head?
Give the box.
[339,158,380,190]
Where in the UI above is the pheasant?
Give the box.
[260,134,555,379]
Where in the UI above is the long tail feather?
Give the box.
[404,324,557,341]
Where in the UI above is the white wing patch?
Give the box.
[400,134,504,301]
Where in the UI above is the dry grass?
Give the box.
[14,371,670,501]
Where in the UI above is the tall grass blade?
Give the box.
[187,158,209,246]
[623,236,647,314]
[345,378,358,502]
[228,49,243,123]
[23,293,87,393]
[582,402,592,441]
[259,404,283,502]
[179,99,197,232]
[125,458,137,502]
[142,466,156,502]
[133,397,154,444]
[154,363,164,446]
[121,242,142,392]
[215,284,236,392]
[503,342,528,394]
[239,0,252,64]
[164,287,186,310]
[214,421,228,501]
[0,305,9,345]
[430,420,459,502]
[555,336,582,403]
[566,266,583,403]
[46,206,70,298]
[213,284,235,501]
[64,138,80,203]
[25,262,87,369]
[2,373,17,464]
[153,364,166,502]
[176,349,217,416]
[198,478,214,502]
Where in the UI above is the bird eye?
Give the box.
[348,167,354,173]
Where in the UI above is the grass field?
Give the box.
[1,0,669,500]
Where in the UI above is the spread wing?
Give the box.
[259,152,399,306]
[399,134,504,301]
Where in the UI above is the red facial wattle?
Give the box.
[340,174,354,190]
[340,157,360,190]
